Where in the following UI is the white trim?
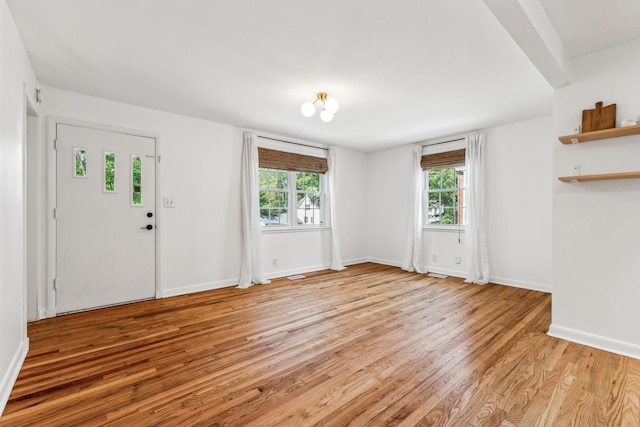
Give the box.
[160,278,239,298]
[46,117,163,317]
[38,308,56,319]
[256,134,328,158]
[255,131,328,156]
[489,275,551,293]
[343,257,368,266]
[262,226,330,234]
[265,263,331,280]
[548,324,640,360]
[0,338,29,416]
[425,265,466,278]
[368,258,404,268]
[423,225,466,233]
[421,138,467,155]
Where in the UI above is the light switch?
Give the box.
[163,197,176,208]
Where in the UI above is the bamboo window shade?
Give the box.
[258,147,328,174]
[421,149,466,170]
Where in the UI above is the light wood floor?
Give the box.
[2,263,639,426]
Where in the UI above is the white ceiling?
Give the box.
[540,0,640,58]
[6,0,640,151]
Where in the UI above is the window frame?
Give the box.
[259,167,326,230]
[422,165,466,230]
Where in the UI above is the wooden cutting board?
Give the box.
[582,101,616,132]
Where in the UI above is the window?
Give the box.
[259,168,323,227]
[131,155,142,206]
[422,148,466,227]
[424,166,465,226]
[104,152,116,192]
[74,148,88,178]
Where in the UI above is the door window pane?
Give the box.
[104,152,116,192]
[74,148,88,177]
[132,155,142,206]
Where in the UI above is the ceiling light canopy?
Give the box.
[301,92,339,122]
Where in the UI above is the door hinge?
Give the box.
[53,208,57,219]
[53,139,57,150]
[53,278,58,290]
[35,88,42,103]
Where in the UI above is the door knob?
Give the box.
[141,224,153,230]
[147,212,153,218]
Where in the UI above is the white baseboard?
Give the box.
[160,278,239,298]
[1,338,29,417]
[368,257,403,268]
[548,324,640,360]
[490,275,551,294]
[425,265,466,278]
[38,308,56,320]
[343,257,368,266]
[265,263,330,280]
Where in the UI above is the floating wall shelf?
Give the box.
[558,124,640,144]
[558,171,640,183]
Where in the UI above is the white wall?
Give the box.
[367,117,553,291]
[367,144,412,266]
[39,86,369,300]
[550,38,640,358]
[485,116,552,292]
[0,0,39,414]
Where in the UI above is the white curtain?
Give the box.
[465,132,489,284]
[238,131,270,288]
[327,146,346,271]
[402,144,426,273]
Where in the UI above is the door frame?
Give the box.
[46,117,162,317]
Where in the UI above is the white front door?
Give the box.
[56,124,156,313]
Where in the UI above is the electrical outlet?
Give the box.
[272,258,277,267]
[432,254,437,262]
[455,256,462,265]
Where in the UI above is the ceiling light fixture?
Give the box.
[301,92,339,122]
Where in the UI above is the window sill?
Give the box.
[422,225,466,233]
[261,226,330,234]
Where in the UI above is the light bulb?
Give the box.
[325,98,339,114]
[320,109,334,122]
[301,102,315,117]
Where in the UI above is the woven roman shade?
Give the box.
[258,147,328,174]
[421,148,466,170]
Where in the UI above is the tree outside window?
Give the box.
[425,166,465,226]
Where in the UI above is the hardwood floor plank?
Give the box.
[2,263,639,426]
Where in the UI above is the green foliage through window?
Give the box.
[104,152,116,192]
[74,149,87,177]
[259,168,322,226]
[132,156,142,205]
[425,166,465,225]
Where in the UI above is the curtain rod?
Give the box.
[257,135,329,151]
[421,137,465,147]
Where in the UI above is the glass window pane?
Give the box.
[428,170,441,190]
[74,148,88,177]
[259,191,269,208]
[441,168,456,189]
[104,152,116,192]
[428,192,440,208]
[132,155,142,206]
[275,171,288,190]
[441,208,456,225]
[296,172,320,191]
[278,191,288,208]
[440,191,458,208]
[259,169,270,188]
